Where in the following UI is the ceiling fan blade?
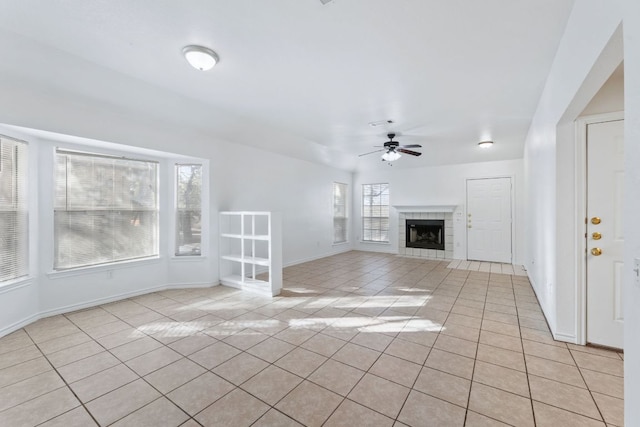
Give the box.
[399,144,422,148]
[358,149,385,157]
[397,148,422,156]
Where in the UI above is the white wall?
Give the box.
[581,63,624,116]
[0,125,219,336]
[623,0,640,423]
[211,140,353,266]
[353,159,524,264]
[0,83,352,337]
[523,0,623,339]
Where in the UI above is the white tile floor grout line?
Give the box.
[0,251,621,427]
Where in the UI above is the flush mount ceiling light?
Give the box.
[381,150,401,162]
[369,119,394,127]
[478,140,494,149]
[182,45,219,71]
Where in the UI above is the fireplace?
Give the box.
[406,219,445,250]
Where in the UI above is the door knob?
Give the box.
[591,217,601,225]
[592,232,602,240]
[468,225,472,228]
[591,247,602,256]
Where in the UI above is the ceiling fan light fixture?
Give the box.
[478,140,494,149]
[183,45,219,71]
[382,151,401,162]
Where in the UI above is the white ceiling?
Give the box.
[0,0,575,170]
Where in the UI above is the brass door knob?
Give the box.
[592,232,602,240]
[591,247,602,256]
[591,217,601,225]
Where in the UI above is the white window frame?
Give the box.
[175,163,203,256]
[0,135,28,284]
[53,149,160,271]
[333,182,348,244]
[362,183,390,243]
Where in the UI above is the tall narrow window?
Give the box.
[362,183,390,242]
[54,150,159,270]
[333,182,348,244]
[0,136,28,282]
[175,164,202,256]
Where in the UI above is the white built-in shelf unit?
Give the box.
[219,211,282,297]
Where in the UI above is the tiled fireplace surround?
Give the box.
[398,209,454,260]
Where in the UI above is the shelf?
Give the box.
[220,275,276,297]
[219,211,281,297]
[220,275,268,286]
[220,211,271,216]
[221,255,269,266]
[220,233,269,241]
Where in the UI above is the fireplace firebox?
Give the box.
[406,219,445,250]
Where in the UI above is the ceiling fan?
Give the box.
[359,133,422,162]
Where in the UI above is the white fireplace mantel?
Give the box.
[393,205,458,213]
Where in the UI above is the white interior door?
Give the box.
[586,119,624,349]
[466,177,512,263]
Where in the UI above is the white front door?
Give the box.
[466,177,512,263]
[586,119,624,349]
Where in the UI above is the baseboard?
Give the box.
[0,313,40,338]
[39,282,219,319]
[553,331,578,344]
[284,246,353,268]
[164,281,216,289]
[525,270,558,334]
[0,281,218,339]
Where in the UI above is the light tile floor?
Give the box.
[0,251,624,426]
[447,259,528,276]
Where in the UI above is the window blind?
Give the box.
[175,164,202,256]
[54,149,159,270]
[362,183,390,242]
[333,182,348,244]
[0,136,28,282]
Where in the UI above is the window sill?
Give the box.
[359,241,391,245]
[47,256,162,279]
[0,276,35,294]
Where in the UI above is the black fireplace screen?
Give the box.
[406,219,445,250]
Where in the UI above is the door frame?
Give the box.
[465,175,516,264]
[575,111,624,345]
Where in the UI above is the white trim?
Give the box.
[38,281,216,318]
[575,111,624,346]
[0,281,217,339]
[393,205,457,213]
[171,161,208,258]
[47,256,162,279]
[283,246,353,268]
[0,314,41,339]
[333,181,349,245]
[553,332,579,344]
[526,269,557,334]
[0,277,34,295]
